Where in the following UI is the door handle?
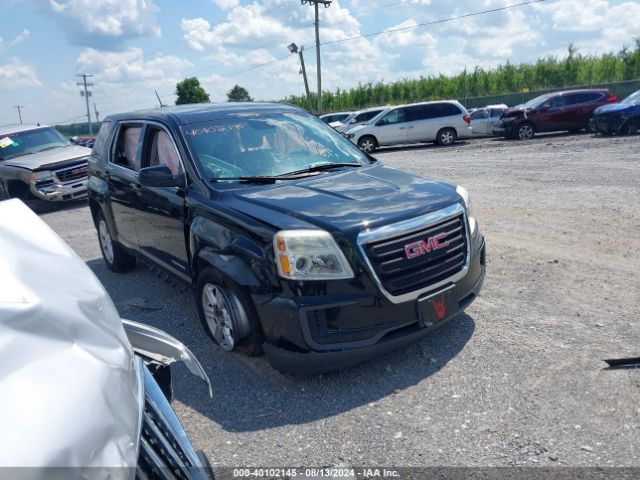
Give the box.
[399,126,406,129]
[407,126,415,129]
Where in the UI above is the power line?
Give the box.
[319,0,549,47]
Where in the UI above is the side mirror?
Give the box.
[349,119,357,124]
[541,104,550,110]
[139,165,185,188]
[376,119,386,126]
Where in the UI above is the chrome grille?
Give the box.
[54,162,87,183]
[363,214,468,296]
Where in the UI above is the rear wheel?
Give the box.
[516,122,535,140]
[436,128,457,146]
[97,213,136,272]
[357,136,377,153]
[586,118,596,133]
[196,267,263,355]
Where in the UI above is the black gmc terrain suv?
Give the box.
[88,103,486,373]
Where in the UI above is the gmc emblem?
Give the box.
[404,233,450,259]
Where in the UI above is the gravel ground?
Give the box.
[39,132,639,471]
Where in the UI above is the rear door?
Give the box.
[373,107,408,145]
[568,92,605,127]
[470,108,490,135]
[106,123,143,249]
[404,104,435,142]
[134,122,191,280]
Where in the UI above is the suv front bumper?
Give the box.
[260,234,486,374]
[30,178,88,202]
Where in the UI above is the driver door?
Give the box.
[373,108,408,145]
[133,123,191,280]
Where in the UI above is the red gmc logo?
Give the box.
[404,233,450,259]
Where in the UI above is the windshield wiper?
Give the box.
[280,162,362,177]
[36,146,62,153]
[211,175,304,184]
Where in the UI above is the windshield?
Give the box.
[182,111,370,180]
[0,127,69,161]
[621,90,640,104]
[523,93,554,109]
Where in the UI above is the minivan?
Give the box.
[346,101,471,152]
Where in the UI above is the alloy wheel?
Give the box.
[518,124,534,140]
[202,283,236,351]
[359,138,375,152]
[98,219,114,265]
[440,130,454,145]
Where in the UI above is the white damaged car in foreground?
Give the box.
[0,199,213,479]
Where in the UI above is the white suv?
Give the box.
[346,100,471,152]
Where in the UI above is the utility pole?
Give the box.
[13,105,24,124]
[77,73,94,135]
[93,103,100,123]
[287,43,313,112]
[301,0,331,114]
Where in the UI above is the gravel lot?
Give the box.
[40,132,639,471]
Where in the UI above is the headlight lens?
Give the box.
[456,185,477,235]
[273,230,354,280]
[27,171,53,182]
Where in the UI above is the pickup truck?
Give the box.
[87,103,486,374]
[0,124,91,202]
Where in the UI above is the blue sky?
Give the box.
[1,0,638,126]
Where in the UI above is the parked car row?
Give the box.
[320,87,639,148]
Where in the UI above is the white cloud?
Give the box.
[211,0,240,10]
[38,0,160,47]
[76,47,192,82]
[0,59,42,88]
[10,29,31,46]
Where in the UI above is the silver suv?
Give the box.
[0,124,91,202]
[346,100,472,152]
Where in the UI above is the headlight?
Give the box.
[273,230,354,280]
[27,171,53,182]
[456,185,477,235]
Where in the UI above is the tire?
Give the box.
[0,181,8,200]
[357,135,377,153]
[586,118,596,134]
[516,122,535,140]
[196,267,263,356]
[97,212,136,272]
[436,128,457,146]
[622,121,638,136]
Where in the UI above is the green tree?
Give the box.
[227,85,253,102]
[175,77,210,105]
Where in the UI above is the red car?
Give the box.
[494,88,617,140]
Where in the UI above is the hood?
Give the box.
[347,124,369,135]
[0,199,141,471]
[224,164,462,235]
[501,107,526,118]
[1,144,91,171]
[594,102,638,115]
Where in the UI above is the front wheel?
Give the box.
[196,268,263,355]
[436,128,457,146]
[97,213,136,272]
[516,122,535,140]
[358,136,377,153]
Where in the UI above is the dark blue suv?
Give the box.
[87,103,486,374]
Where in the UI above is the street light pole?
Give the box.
[13,105,24,124]
[76,73,94,135]
[301,0,331,114]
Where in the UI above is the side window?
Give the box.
[378,108,406,125]
[548,96,567,108]
[436,103,462,117]
[366,110,382,120]
[470,109,489,120]
[574,92,602,104]
[355,113,368,122]
[112,125,142,171]
[142,126,183,176]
